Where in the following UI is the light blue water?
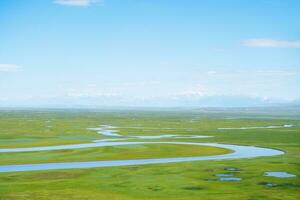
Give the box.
[0,142,284,173]
[0,125,285,173]
[220,177,241,181]
[88,125,212,140]
[264,172,296,178]
[215,174,234,177]
[86,125,121,137]
[218,124,299,130]
[132,135,212,139]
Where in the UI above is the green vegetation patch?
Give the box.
[0,143,231,165]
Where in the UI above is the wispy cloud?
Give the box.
[204,70,300,77]
[177,84,208,97]
[192,69,300,100]
[0,64,22,72]
[243,38,300,48]
[54,0,100,6]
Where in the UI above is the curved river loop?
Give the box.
[0,125,284,173]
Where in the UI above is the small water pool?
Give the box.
[264,172,296,178]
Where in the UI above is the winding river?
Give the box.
[0,126,284,173]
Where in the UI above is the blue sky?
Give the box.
[0,0,300,107]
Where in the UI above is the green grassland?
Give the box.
[0,144,231,165]
[0,108,299,200]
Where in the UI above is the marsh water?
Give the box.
[0,125,284,173]
[264,172,296,178]
[220,177,241,181]
[218,124,299,130]
[0,141,284,173]
[87,125,121,137]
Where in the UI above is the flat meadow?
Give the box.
[0,108,299,200]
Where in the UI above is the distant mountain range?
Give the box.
[1,95,299,108]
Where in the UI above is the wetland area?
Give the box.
[0,108,299,199]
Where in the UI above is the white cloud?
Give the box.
[177,84,208,97]
[243,38,300,48]
[0,64,22,72]
[54,0,100,6]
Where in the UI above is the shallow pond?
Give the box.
[264,172,296,178]
[215,174,234,177]
[220,177,241,181]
